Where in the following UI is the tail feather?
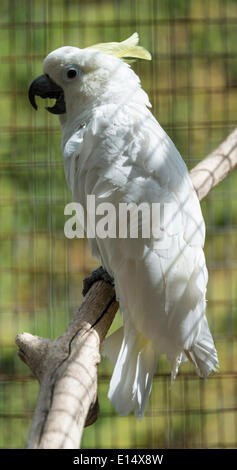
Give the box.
[102,327,158,418]
[132,342,158,419]
[102,318,218,417]
[170,317,219,384]
[188,316,219,378]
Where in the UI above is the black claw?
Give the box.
[82,266,114,296]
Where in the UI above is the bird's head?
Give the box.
[28,33,151,120]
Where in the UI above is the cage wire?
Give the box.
[0,0,237,449]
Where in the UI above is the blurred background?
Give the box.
[0,0,237,449]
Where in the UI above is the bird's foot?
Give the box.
[82,266,114,297]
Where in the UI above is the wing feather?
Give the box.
[63,102,218,416]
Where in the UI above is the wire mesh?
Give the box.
[0,0,237,449]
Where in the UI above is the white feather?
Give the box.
[43,45,219,418]
[103,323,158,418]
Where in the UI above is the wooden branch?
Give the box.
[16,282,118,448]
[190,127,237,200]
[15,127,237,449]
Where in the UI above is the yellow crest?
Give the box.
[88,32,151,61]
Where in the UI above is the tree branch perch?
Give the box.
[16,282,118,448]
[16,127,237,449]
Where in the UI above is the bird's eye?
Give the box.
[67,68,77,79]
[64,66,79,81]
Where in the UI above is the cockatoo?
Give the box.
[28,33,218,418]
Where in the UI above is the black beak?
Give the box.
[28,74,66,114]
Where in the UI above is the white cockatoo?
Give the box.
[28,33,218,418]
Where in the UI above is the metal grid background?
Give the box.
[0,0,237,449]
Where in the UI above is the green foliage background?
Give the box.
[0,0,237,448]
